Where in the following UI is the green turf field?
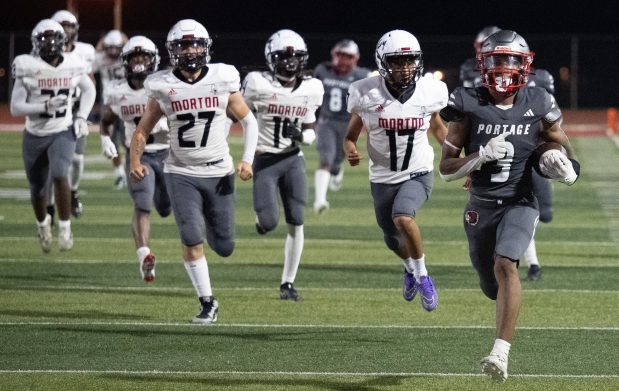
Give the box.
[0,131,617,390]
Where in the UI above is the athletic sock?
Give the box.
[281,224,304,284]
[184,256,212,298]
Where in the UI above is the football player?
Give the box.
[94,29,128,189]
[313,39,371,213]
[242,29,324,301]
[100,35,170,283]
[47,9,96,220]
[439,30,579,381]
[344,30,447,312]
[129,19,258,324]
[460,26,501,88]
[10,19,95,252]
[522,68,558,281]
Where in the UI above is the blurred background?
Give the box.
[1,0,618,109]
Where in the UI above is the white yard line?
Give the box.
[1,284,618,294]
[0,369,616,379]
[0,320,616,331]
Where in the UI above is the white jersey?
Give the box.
[144,64,240,177]
[242,72,323,154]
[104,79,169,152]
[12,53,88,136]
[71,42,96,73]
[347,75,448,184]
[93,52,124,98]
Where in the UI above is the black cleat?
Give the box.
[280,282,301,301]
[192,296,219,324]
[71,190,83,218]
[527,265,542,281]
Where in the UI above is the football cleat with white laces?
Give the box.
[192,296,219,325]
[140,254,156,283]
[481,353,508,382]
[328,169,344,191]
[37,215,53,253]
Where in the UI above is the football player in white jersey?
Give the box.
[48,9,96,220]
[129,19,258,324]
[10,19,95,252]
[242,29,324,301]
[100,35,170,283]
[344,30,448,311]
[94,29,128,189]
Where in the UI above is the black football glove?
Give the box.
[283,124,304,143]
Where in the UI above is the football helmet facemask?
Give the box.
[122,36,160,82]
[265,29,309,84]
[51,10,79,45]
[31,19,66,62]
[166,19,212,73]
[375,30,423,91]
[477,30,534,95]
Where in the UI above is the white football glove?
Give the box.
[479,133,508,163]
[45,95,68,114]
[73,117,90,138]
[539,150,578,185]
[100,135,118,159]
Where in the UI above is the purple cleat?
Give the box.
[418,276,438,311]
[402,271,418,301]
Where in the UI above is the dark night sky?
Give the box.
[2,0,619,36]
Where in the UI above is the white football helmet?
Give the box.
[264,29,308,83]
[31,19,66,60]
[103,30,124,59]
[477,30,534,95]
[166,19,212,72]
[51,10,79,43]
[121,36,160,81]
[375,30,423,90]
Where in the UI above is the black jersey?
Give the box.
[446,86,561,199]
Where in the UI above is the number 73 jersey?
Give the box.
[242,72,324,154]
[347,75,448,184]
[144,63,240,178]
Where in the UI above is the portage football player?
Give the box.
[439,30,579,382]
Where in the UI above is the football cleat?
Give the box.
[192,296,219,325]
[481,353,508,382]
[418,275,438,311]
[313,201,329,214]
[140,254,156,283]
[71,190,82,218]
[255,216,267,235]
[526,265,542,281]
[328,169,344,192]
[280,282,300,301]
[114,175,127,190]
[402,271,418,301]
[37,215,53,253]
[58,226,73,251]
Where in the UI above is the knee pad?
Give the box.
[213,240,234,258]
[479,279,498,300]
[383,234,400,254]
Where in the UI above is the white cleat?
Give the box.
[37,215,53,253]
[481,353,508,382]
[58,226,73,251]
[313,201,329,214]
[328,169,344,191]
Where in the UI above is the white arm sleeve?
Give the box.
[10,78,46,116]
[439,156,483,182]
[76,74,96,119]
[239,111,258,164]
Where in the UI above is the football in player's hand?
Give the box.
[532,142,571,180]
